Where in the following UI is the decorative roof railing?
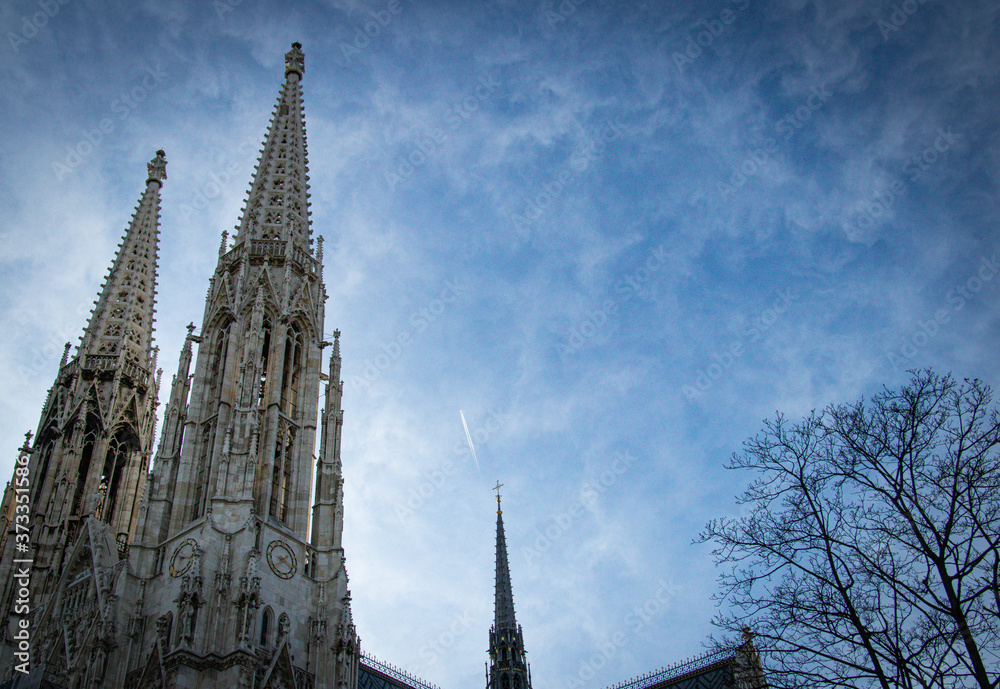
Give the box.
[62,355,150,383]
[290,244,314,268]
[120,358,152,382]
[360,652,442,689]
[60,358,79,379]
[251,238,286,258]
[219,239,317,274]
[83,354,149,382]
[85,354,120,371]
[604,647,734,689]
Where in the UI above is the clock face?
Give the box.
[266,540,297,579]
[169,538,198,577]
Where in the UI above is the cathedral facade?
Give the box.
[0,43,764,689]
[0,43,356,689]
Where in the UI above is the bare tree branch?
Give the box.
[701,370,1000,689]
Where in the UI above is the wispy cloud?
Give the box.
[1,2,998,688]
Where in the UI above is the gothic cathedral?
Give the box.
[0,43,357,688]
[0,43,766,689]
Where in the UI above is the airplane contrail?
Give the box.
[460,410,482,475]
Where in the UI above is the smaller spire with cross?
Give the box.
[488,479,532,689]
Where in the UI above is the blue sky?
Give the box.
[1,0,998,687]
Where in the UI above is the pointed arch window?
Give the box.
[269,423,294,523]
[207,319,232,412]
[100,428,136,530]
[279,325,302,419]
[34,439,61,541]
[260,606,273,647]
[161,612,173,651]
[191,421,215,522]
[73,419,100,515]
[257,317,272,409]
[34,437,54,509]
[165,406,182,456]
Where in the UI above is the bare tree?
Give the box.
[701,370,1000,689]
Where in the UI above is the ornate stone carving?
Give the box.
[146,150,167,184]
[155,614,170,653]
[215,534,232,595]
[235,548,262,647]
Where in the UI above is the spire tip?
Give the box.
[147,150,167,185]
[285,42,304,78]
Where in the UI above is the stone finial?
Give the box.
[285,42,304,78]
[246,549,259,579]
[19,431,33,456]
[147,150,167,186]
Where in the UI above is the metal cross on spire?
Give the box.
[488,478,532,689]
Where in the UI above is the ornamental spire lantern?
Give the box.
[233,40,312,250]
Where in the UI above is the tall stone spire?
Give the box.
[312,329,346,550]
[135,42,326,542]
[125,44,357,689]
[489,483,533,689]
[233,42,312,250]
[80,150,165,365]
[0,150,164,624]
